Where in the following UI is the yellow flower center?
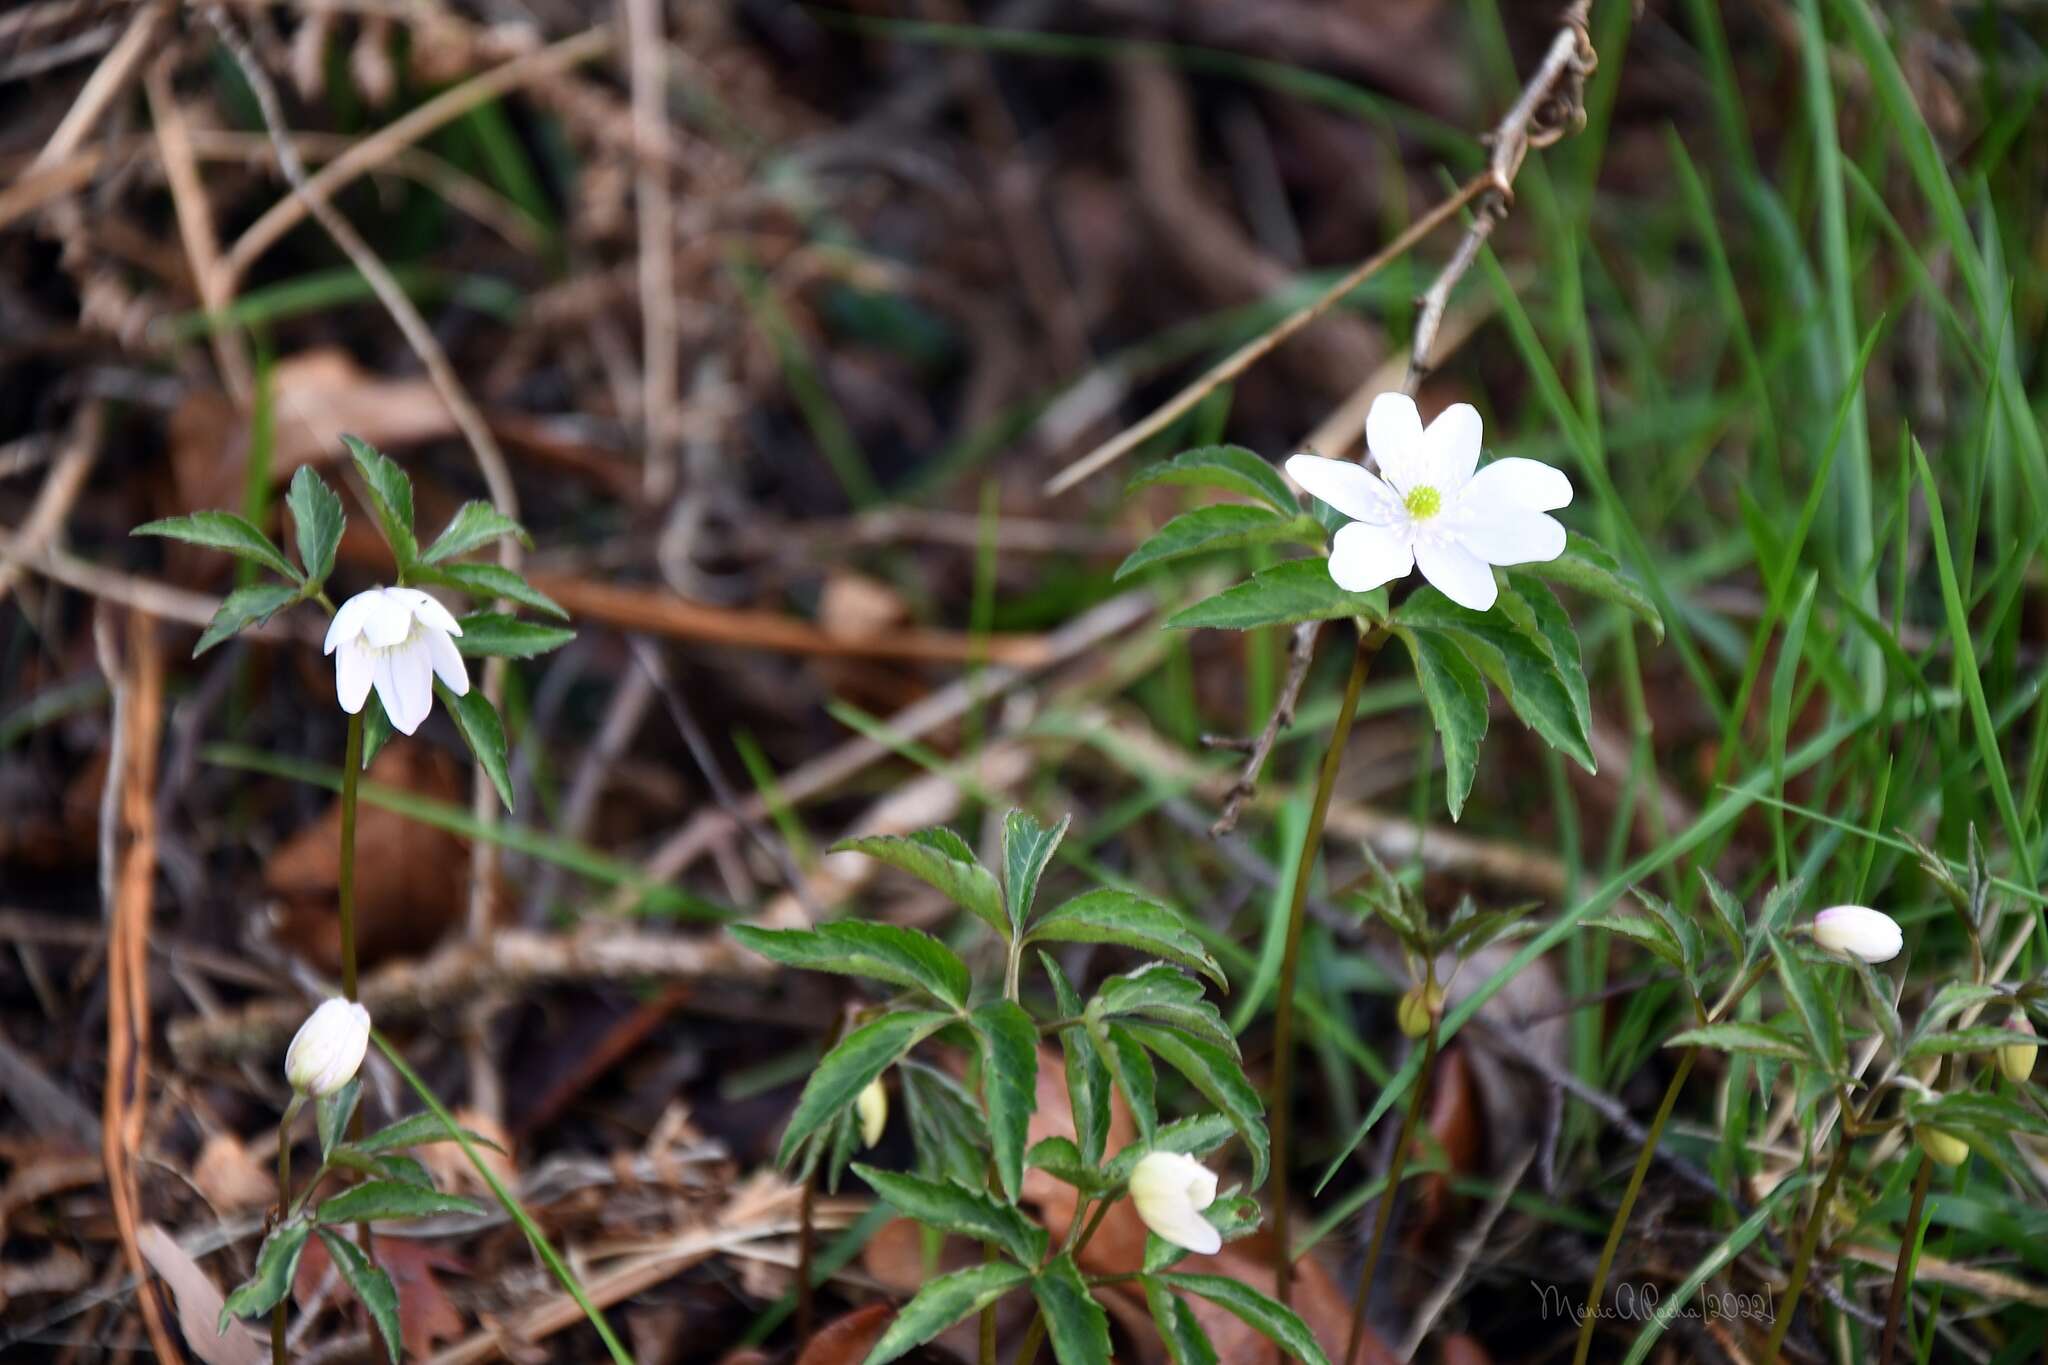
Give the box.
[1404,485,1443,520]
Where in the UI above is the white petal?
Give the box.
[1421,403,1483,493]
[334,641,374,714]
[1284,454,1400,524]
[1460,456,1572,512]
[409,592,463,637]
[1365,392,1425,491]
[1327,521,1414,593]
[427,627,469,695]
[1453,504,1566,566]
[361,589,417,648]
[324,589,381,654]
[1416,537,1498,611]
[374,641,433,735]
[1151,1203,1223,1256]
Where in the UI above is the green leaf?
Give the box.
[1089,964,1236,1053]
[1101,1114,1237,1185]
[1123,1023,1268,1186]
[730,921,972,1009]
[854,1166,1047,1266]
[1665,1021,1810,1064]
[1904,1027,2043,1060]
[1510,533,1662,641]
[1636,893,1702,981]
[1145,1277,1221,1365]
[1396,625,1488,820]
[1496,579,1592,753]
[1696,871,1747,960]
[361,692,394,769]
[316,1080,361,1160]
[194,582,301,657]
[342,434,418,566]
[1026,1136,1110,1194]
[900,1060,989,1188]
[779,1011,951,1166]
[1768,930,1844,1073]
[860,1262,1031,1365]
[315,1228,402,1364]
[1116,506,1319,580]
[1165,559,1387,631]
[287,465,345,587]
[1920,982,2006,1033]
[971,1000,1039,1202]
[1583,912,1685,971]
[134,509,302,583]
[1398,586,1594,771]
[422,500,532,565]
[1126,444,1298,516]
[1093,1020,1156,1142]
[1155,1274,1331,1365]
[409,561,568,619]
[440,683,513,812]
[1032,1255,1112,1365]
[1002,810,1069,932]
[832,830,1005,941]
[375,1154,435,1188]
[315,1180,486,1223]
[355,1112,509,1157]
[219,1219,311,1327]
[452,612,576,659]
[1044,955,1111,1165]
[1028,890,1226,991]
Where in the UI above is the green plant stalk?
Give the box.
[795,1177,818,1346]
[1271,629,1378,1307]
[1878,1150,1932,1365]
[1570,1048,1696,1365]
[271,1095,302,1365]
[1761,1140,1852,1365]
[1009,1312,1046,1365]
[337,712,371,1253]
[1342,1009,1436,1365]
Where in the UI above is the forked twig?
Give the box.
[1208,619,1323,835]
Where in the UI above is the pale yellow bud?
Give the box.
[1998,1014,2037,1085]
[856,1077,888,1148]
[1915,1127,1969,1168]
[1396,983,1444,1039]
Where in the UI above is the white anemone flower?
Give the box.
[1810,905,1903,964]
[1285,392,1571,612]
[323,587,468,735]
[1127,1150,1221,1255]
[285,998,371,1097]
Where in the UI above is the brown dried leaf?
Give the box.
[192,1133,273,1213]
[136,1223,267,1365]
[794,1302,894,1365]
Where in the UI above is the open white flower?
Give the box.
[856,1077,888,1148]
[1285,392,1571,612]
[285,998,371,1097]
[1811,905,1903,963]
[1127,1150,1220,1255]
[324,587,468,735]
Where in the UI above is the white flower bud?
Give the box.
[1810,905,1902,963]
[1127,1150,1220,1255]
[857,1078,888,1148]
[285,998,371,1097]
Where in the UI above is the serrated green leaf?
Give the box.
[1636,892,1701,981]
[1026,1136,1110,1194]
[452,612,576,659]
[1769,930,1844,1073]
[194,582,301,657]
[1497,579,1592,751]
[1145,1277,1221,1365]
[1696,870,1747,959]
[287,465,344,588]
[317,1080,361,1160]
[1165,559,1387,631]
[1155,1274,1331,1365]
[219,1219,312,1327]
[375,1153,435,1188]
[1003,810,1069,932]
[1904,1026,2043,1059]
[342,435,418,566]
[1665,1021,1810,1063]
[1094,1020,1156,1142]
[861,1262,1031,1365]
[422,500,532,565]
[1510,533,1662,641]
[1584,912,1685,971]
[1089,964,1236,1054]
[1398,586,1594,772]
[730,921,972,1009]
[780,1011,951,1166]
[1102,1114,1237,1185]
[315,1228,402,1364]
[900,1061,989,1188]
[315,1180,486,1223]
[440,683,513,812]
[1397,625,1488,820]
[1028,890,1226,990]
[833,830,1005,940]
[855,1166,1047,1266]
[409,561,568,619]
[971,1000,1038,1202]
[1116,506,1320,580]
[1124,1023,1268,1186]
[1044,954,1111,1165]
[134,509,302,583]
[1032,1255,1112,1365]
[1127,445,1298,516]
[1919,982,2006,1033]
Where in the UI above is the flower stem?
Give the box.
[1342,1008,1436,1365]
[1569,1048,1696,1365]
[336,711,370,1254]
[271,1098,301,1365]
[1761,1140,1852,1365]
[1009,1312,1046,1365]
[1879,1147,1933,1363]
[1270,629,1378,1309]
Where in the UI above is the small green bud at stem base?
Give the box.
[1915,1127,1969,1168]
[1396,983,1444,1039]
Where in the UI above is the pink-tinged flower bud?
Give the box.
[1810,905,1902,963]
[1999,1014,2037,1085]
[1127,1150,1221,1255]
[857,1078,888,1148]
[285,998,371,1097]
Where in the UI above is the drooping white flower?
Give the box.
[856,1077,888,1148]
[285,998,372,1097]
[1127,1150,1221,1255]
[323,587,468,735]
[1285,392,1571,613]
[1810,905,1903,964]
